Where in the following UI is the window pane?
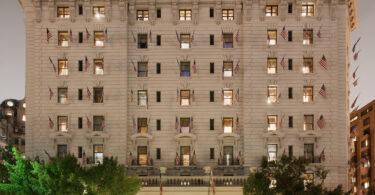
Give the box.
[58,31,69,46]
[58,60,68,75]
[304,115,314,130]
[94,59,104,75]
[180,62,190,77]
[93,6,105,18]
[138,146,148,166]
[58,88,68,104]
[268,115,277,131]
[303,87,313,102]
[94,31,104,46]
[180,118,190,133]
[138,34,148,48]
[138,118,148,133]
[94,145,104,164]
[138,90,148,106]
[223,90,233,105]
[224,118,233,133]
[267,30,277,45]
[93,88,104,103]
[267,58,277,74]
[93,116,104,131]
[58,116,68,132]
[302,58,313,73]
[268,86,277,103]
[268,144,277,161]
[303,30,313,45]
[223,61,233,77]
[223,34,233,48]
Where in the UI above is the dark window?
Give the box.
[288,31,293,42]
[78,146,83,158]
[210,63,214,74]
[93,88,104,103]
[288,59,293,70]
[156,63,161,74]
[78,32,83,43]
[210,119,214,130]
[57,144,67,158]
[210,148,215,159]
[21,139,25,145]
[157,8,161,18]
[79,5,83,15]
[363,117,370,126]
[288,88,293,99]
[78,60,83,71]
[78,89,83,100]
[288,145,293,157]
[210,91,215,102]
[137,62,148,77]
[78,117,83,129]
[156,148,161,159]
[93,116,105,131]
[180,61,190,77]
[223,33,233,48]
[157,35,161,46]
[156,91,161,102]
[137,118,148,133]
[288,3,293,13]
[156,119,161,131]
[288,116,293,128]
[304,144,314,163]
[210,8,214,18]
[210,35,214,45]
[14,138,19,145]
[138,34,148,49]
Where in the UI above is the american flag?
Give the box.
[191,90,195,102]
[46,28,52,43]
[149,30,152,43]
[236,116,239,131]
[319,84,327,98]
[235,30,239,42]
[176,89,179,102]
[175,30,181,44]
[49,57,56,72]
[85,56,90,71]
[130,89,133,102]
[85,28,91,41]
[190,116,194,130]
[210,169,216,195]
[82,151,87,165]
[100,90,104,102]
[353,78,359,87]
[86,115,92,129]
[317,26,322,38]
[147,152,152,166]
[192,151,197,165]
[221,90,224,101]
[279,114,285,129]
[44,150,52,161]
[190,30,195,43]
[192,59,197,73]
[352,37,361,53]
[317,115,326,129]
[320,149,326,162]
[351,95,359,108]
[48,117,54,129]
[234,60,240,74]
[159,173,163,195]
[351,106,359,115]
[352,66,359,79]
[354,51,360,61]
[101,118,105,130]
[104,28,108,42]
[280,26,287,40]
[221,30,224,42]
[69,29,73,42]
[221,117,224,130]
[175,116,179,131]
[132,117,136,130]
[129,152,134,165]
[219,152,223,165]
[319,55,328,70]
[131,60,137,72]
[131,30,136,43]
[49,87,54,100]
[86,87,91,99]
[276,93,281,103]
[235,89,240,102]
[280,57,285,70]
[175,152,180,165]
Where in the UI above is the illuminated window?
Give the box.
[267,144,277,161]
[267,86,277,103]
[303,173,314,189]
[138,90,148,106]
[94,31,104,46]
[58,59,68,75]
[179,9,192,21]
[57,7,70,19]
[303,30,313,45]
[180,34,190,49]
[301,3,314,16]
[267,30,277,46]
[138,34,148,48]
[93,116,104,131]
[137,118,148,133]
[137,62,148,77]
[93,6,105,18]
[302,58,313,73]
[58,116,68,132]
[223,146,233,166]
[304,115,314,130]
[137,10,149,21]
[93,88,104,103]
[58,88,68,104]
[22,103,26,108]
[58,31,69,47]
[266,5,278,16]
[138,146,148,166]
[93,144,103,164]
[180,146,190,166]
[94,59,104,75]
[223,118,233,133]
[180,61,191,77]
[180,90,191,106]
[364,182,370,189]
[223,61,233,77]
[267,58,277,74]
[222,9,234,20]
[223,33,233,48]
[267,115,277,131]
[303,86,313,102]
[57,144,67,158]
[304,144,314,163]
[180,118,190,133]
[22,115,26,122]
[223,89,233,105]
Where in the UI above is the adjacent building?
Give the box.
[19,0,356,193]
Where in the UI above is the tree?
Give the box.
[243,156,343,195]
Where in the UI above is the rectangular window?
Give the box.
[267,30,277,46]
[78,32,83,43]
[58,31,69,47]
[137,10,149,21]
[93,88,104,103]
[78,146,83,158]
[157,35,161,46]
[157,8,161,18]
[303,86,313,102]
[94,59,104,75]
[21,139,25,145]
[57,7,70,18]
[94,31,104,46]
[57,144,67,158]
[223,61,233,77]
[288,31,293,42]
[223,118,233,133]
[223,89,233,105]
[138,34,148,48]
[179,9,192,21]
[180,146,191,166]
[210,8,214,18]
[222,9,234,20]
[138,90,148,106]
[267,85,277,103]
[210,63,215,74]
[180,90,191,106]
[288,145,293,157]
[288,59,293,70]
[223,146,233,166]
[265,5,278,16]
[138,146,148,166]
[288,3,293,13]
[288,88,293,99]
[210,148,215,159]
[93,144,103,164]
[363,117,370,126]
[137,62,148,77]
[156,148,161,160]
[14,138,19,145]
[156,91,161,102]
[223,33,233,48]
[180,61,191,77]
[304,173,314,189]
[304,115,314,130]
[210,91,215,102]
[137,118,148,133]
[58,116,68,132]
[267,115,277,131]
[268,144,277,161]
[78,117,83,129]
[78,89,83,100]
[180,118,190,133]
[301,3,314,16]
[267,58,277,74]
[303,30,313,45]
[156,63,161,74]
[156,119,161,131]
[58,88,68,104]
[58,59,68,75]
[78,60,83,71]
[289,116,293,128]
[304,144,314,163]
[210,34,215,45]
[93,116,104,131]
[78,5,83,15]
[180,34,190,49]
[93,6,105,18]
[302,58,313,73]
[210,119,215,130]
